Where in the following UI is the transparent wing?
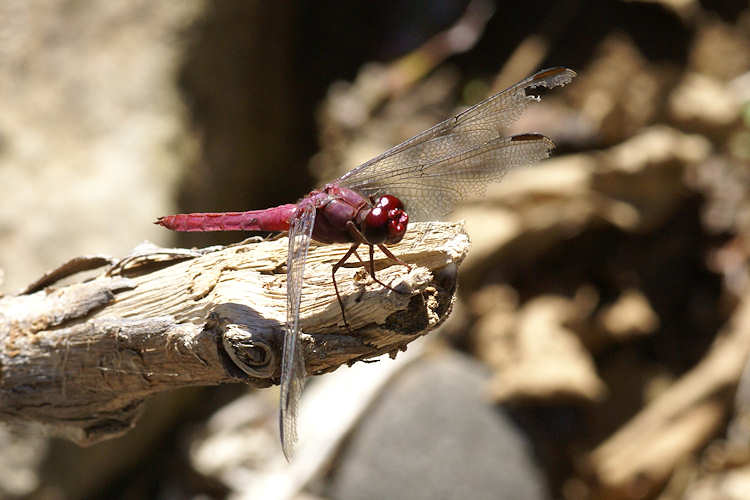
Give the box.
[279,202,316,461]
[345,134,554,221]
[337,67,575,220]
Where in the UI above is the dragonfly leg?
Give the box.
[332,243,360,332]
[345,221,410,294]
[346,221,371,246]
[377,244,411,270]
[354,244,406,294]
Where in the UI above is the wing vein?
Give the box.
[336,67,575,220]
[279,202,316,461]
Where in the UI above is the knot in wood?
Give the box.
[221,323,276,378]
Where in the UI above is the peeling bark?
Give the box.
[0,222,468,445]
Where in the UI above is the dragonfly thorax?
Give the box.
[361,194,409,245]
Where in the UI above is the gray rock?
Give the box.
[327,352,549,500]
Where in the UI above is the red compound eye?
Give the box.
[365,205,388,229]
[376,194,403,211]
[363,195,408,244]
[386,210,409,243]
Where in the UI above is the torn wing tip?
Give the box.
[530,66,577,88]
[511,133,555,148]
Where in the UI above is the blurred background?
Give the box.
[1,0,750,499]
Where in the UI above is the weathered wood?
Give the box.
[0,222,468,445]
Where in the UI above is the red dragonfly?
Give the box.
[156,67,576,459]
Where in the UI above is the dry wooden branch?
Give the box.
[0,222,467,446]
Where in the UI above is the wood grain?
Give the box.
[0,221,468,445]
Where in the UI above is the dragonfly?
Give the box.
[156,66,576,459]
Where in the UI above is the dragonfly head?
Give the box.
[363,194,409,245]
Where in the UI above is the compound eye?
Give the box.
[376,195,403,212]
[386,211,409,244]
[365,206,388,229]
[363,195,408,244]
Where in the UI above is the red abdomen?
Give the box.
[155,204,297,232]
